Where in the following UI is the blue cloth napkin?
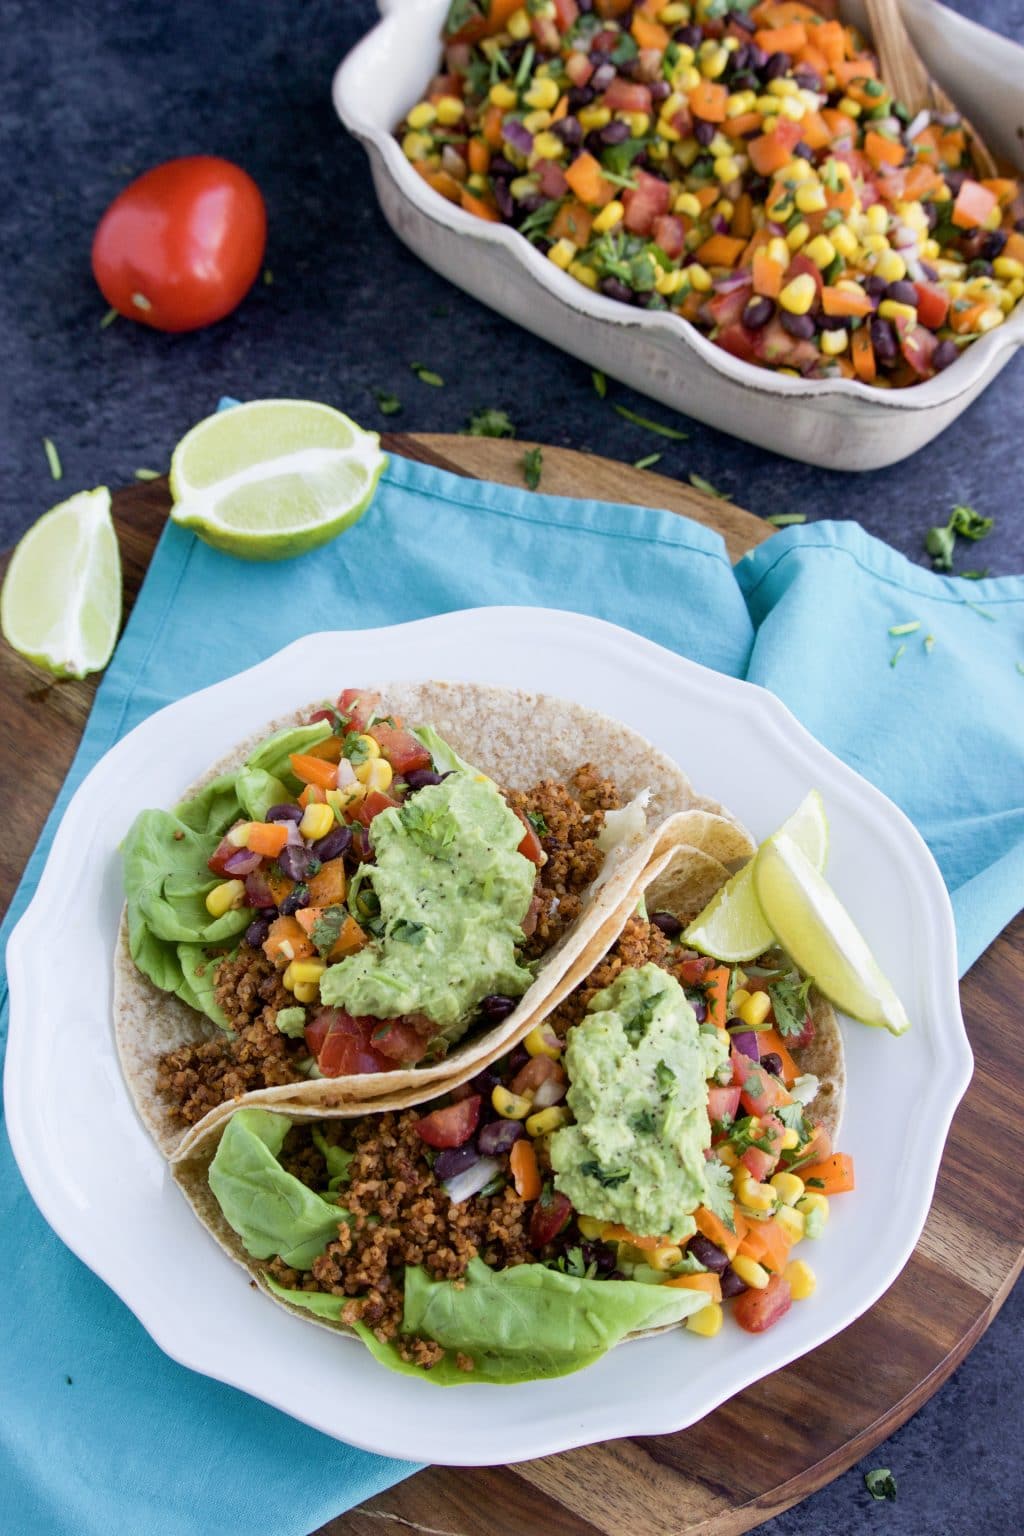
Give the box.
[1,453,1021,1536]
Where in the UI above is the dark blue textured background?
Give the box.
[1,2,1021,1531]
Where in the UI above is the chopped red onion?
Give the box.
[443,1155,502,1205]
[502,120,534,156]
[223,847,262,876]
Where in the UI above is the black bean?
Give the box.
[478,1119,524,1156]
[885,279,918,307]
[780,310,816,340]
[507,1044,530,1075]
[818,313,849,331]
[567,85,595,111]
[743,296,775,330]
[793,140,814,160]
[945,168,967,196]
[864,274,888,298]
[967,258,993,278]
[278,884,310,916]
[552,115,582,147]
[673,24,702,47]
[651,910,683,938]
[764,50,792,80]
[480,994,518,1022]
[404,768,446,792]
[870,316,898,360]
[933,338,959,371]
[649,79,670,103]
[600,119,630,145]
[730,69,760,94]
[760,1052,784,1079]
[922,200,939,230]
[311,827,352,864]
[730,43,750,73]
[493,180,514,220]
[747,44,768,72]
[265,803,302,823]
[694,118,716,147]
[599,275,635,303]
[577,0,592,11]
[515,193,548,218]
[793,67,821,92]
[720,1264,748,1299]
[687,1235,729,1273]
[489,154,517,178]
[245,916,271,949]
[581,1240,618,1274]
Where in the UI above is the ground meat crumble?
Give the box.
[156,765,619,1127]
[266,1110,531,1368]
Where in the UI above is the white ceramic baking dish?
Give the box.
[334,0,1024,470]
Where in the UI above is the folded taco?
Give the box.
[117,681,728,1157]
[171,835,850,1382]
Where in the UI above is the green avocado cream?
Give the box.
[318,774,536,1044]
[550,964,717,1242]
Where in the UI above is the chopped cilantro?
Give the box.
[310,905,347,956]
[134,467,162,481]
[99,306,119,329]
[888,620,921,636]
[963,599,996,621]
[926,503,993,570]
[609,31,638,65]
[517,199,561,243]
[776,1102,813,1142]
[391,918,428,945]
[513,41,535,89]
[410,362,445,387]
[769,973,813,1038]
[463,407,516,438]
[526,809,549,838]
[890,643,906,668]
[805,1177,826,1189]
[581,1160,631,1187]
[375,390,402,416]
[702,1160,735,1232]
[342,733,372,766]
[655,1059,676,1096]
[613,404,689,440]
[522,446,543,490]
[43,437,62,481]
[864,1468,897,1502]
[961,569,989,580]
[624,991,665,1046]
[630,1108,658,1135]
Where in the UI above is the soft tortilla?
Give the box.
[118,681,747,1160]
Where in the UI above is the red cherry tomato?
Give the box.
[514,811,545,865]
[733,1273,793,1334]
[529,1189,573,1249]
[305,1010,392,1077]
[91,156,266,332]
[414,1096,482,1149]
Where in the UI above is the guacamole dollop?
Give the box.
[550,964,714,1242]
[318,774,536,1043]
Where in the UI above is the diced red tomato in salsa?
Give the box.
[336,688,381,734]
[368,722,433,776]
[707,1084,742,1127]
[414,1095,482,1148]
[622,170,671,235]
[305,1009,394,1076]
[739,1111,786,1181]
[350,789,401,828]
[733,1273,793,1333]
[733,1050,791,1116]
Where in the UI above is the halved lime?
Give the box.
[169,399,387,560]
[682,789,828,962]
[753,832,910,1035]
[1,487,121,679]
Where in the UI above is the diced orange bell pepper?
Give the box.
[290,754,338,790]
[263,916,315,967]
[564,151,616,207]
[245,822,290,858]
[753,249,786,298]
[306,859,348,907]
[689,78,728,123]
[664,1271,723,1302]
[799,1152,855,1194]
[695,233,747,268]
[952,179,998,229]
[821,284,873,318]
[510,1139,542,1201]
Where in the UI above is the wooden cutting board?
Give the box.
[1,435,1020,1536]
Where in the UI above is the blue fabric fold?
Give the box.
[1,455,1021,1536]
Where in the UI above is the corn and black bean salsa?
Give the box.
[398,0,1024,385]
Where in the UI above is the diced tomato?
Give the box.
[715,322,760,364]
[676,954,716,985]
[733,1273,793,1333]
[733,1050,791,1116]
[951,178,998,229]
[510,1055,566,1099]
[913,282,949,330]
[207,833,241,877]
[601,79,652,116]
[336,688,382,734]
[514,810,545,865]
[739,1112,786,1181]
[531,12,560,49]
[796,1123,832,1166]
[537,158,569,200]
[367,722,432,775]
[651,213,685,259]
[552,0,579,33]
[707,1084,742,1127]
[350,790,400,828]
[414,1094,482,1148]
[565,51,594,87]
[754,316,819,373]
[707,281,753,330]
[622,169,671,235]
[529,1189,574,1248]
[305,1009,393,1076]
[896,318,937,377]
[368,1015,431,1065]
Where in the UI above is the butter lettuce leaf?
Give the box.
[208,1109,346,1270]
[236,767,290,823]
[244,721,332,787]
[408,723,487,780]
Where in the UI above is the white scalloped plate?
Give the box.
[4,608,971,1464]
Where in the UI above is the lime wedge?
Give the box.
[753,832,910,1035]
[1,487,121,679]
[169,399,387,560]
[682,789,828,962]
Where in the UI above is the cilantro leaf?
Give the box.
[522,446,543,490]
[768,972,813,1038]
[463,407,516,438]
[864,1468,897,1502]
[613,404,689,440]
[655,1059,676,1096]
[624,991,665,1046]
[581,1159,631,1188]
[702,1159,735,1233]
[311,905,348,956]
[764,512,807,527]
[526,809,548,837]
[410,362,445,387]
[342,732,372,766]
[926,503,993,570]
[592,369,607,398]
[391,918,428,945]
[630,1108,658,1135]
[374,390,402,416]
[689,473,730,500]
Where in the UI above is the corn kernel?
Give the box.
[289,959,326,986]
[532,131,564,160]
[838,96,861,117]
[522,108,552,133]
[647,139,670,161]
[920,237,940,260]
[299,801,335,840]
[735,1174,777,1212]
[492,1085,532,1120]
[767,76,798,98]
[489,82,518,110]
[674,191,701,218]
[731,1254,770,1290]
[775,1203,806,1242]
[779,273,817,315]
[434,95,464,126]
[358,757,394,792]
[820,327,848,354]
[994,256,1024,281]
[714,155,741,183]
[831,222,858,258]
[785,1259,817,1300]
[804,234,836,269]
[578,105,611,131]
[281,962,296,991]
[688,263,712,293]
[524,75,559,111]
[786,221,810,251]
[526,1105,571,1137]
[977,306,1005,331]
[1008,278,1024,299]
[625,111,650,138]
[701,46,729,79]
[983,205,1002,231]
[866,202,889,235]
[738,991,771,1028]
[779,1127,801,1151]
[878,298,916,322]
[401,131,432,162]
[726,90,757,117]
[507,6,531,38]
[659,2,688,20]
[778,95,806,122]
[862,232,890,254]
[571,260,599,291]
[293,981,319,1004]
[655,267,687,296]
[796,1191,830,1234]
[874,249,907,283]
[717,1143,739,1168]
[547,237,577,270]
[205,879,245,918]
[729,987,752,1012]
[406,101,437,130]
[648,1244,684,1272]
[577,1215,607,1240]
[326,782,366,817]
[767,236,790,267]
[686,1301,724,1337]
[716,197,735,222]
[592,199,625,234]
[795,182,828,214]
[770,1171,805,1206]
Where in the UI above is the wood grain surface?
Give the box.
[1,436,1020,1536]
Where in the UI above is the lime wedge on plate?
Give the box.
[169,399,387,560]
[683,789,828,962]
[753,831,910,1035]
[1,487,121,679]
